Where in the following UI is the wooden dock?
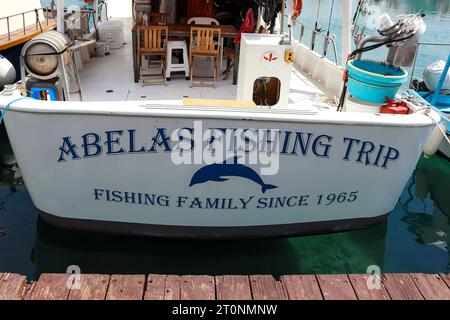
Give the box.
[0,273,449,300]
[0,20,56,51]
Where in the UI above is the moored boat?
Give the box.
[0,0,442,238]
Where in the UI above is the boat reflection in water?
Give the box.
[33,214,387,280]
[399,155,450,270]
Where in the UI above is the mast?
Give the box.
[341,0,352,67]
[56,0,65,33]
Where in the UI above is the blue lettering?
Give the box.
[382,147,399,168]
[312,135,332,158]
[57,137,80,162]
[128,129,147,153]
[291,132,313,156]
[149,128,172,152]
[82,133,102,158]
[342,137,361,161]
[105,130,126,155]
[356,141,375,165]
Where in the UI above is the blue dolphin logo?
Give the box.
[189,156,278,193]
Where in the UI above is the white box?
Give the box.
[237,34,293,108]
[98,20,124,50]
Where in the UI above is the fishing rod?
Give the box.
[351,0,366,37]
[323,0,335,57]
[352,0,364,26]
[310,0,321,51]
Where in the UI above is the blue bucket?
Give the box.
[347,60,408,103]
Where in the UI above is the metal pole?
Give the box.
[6,17,10,40]
[311,0,321,50]
[280,0,285,34]
[342,0,352,67]
[323,0,335,56]
[22,13,26,35]
[56,0,65,33]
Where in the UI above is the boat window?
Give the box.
[253,77,281,106]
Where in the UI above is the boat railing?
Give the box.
[0,8,51,41]
[410,41,450,87]
[69,1,109,32]
[295,21,340,66]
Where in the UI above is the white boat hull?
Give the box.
[0,97,437,238]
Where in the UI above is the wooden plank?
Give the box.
[348,274,390,300]
[106,275,145,300]
[216,275,252,300]
[164,275,182,300]
[410,273,450,300]
[317,274,357,300]
[440,273,450,289]
[27,274,71,300]
[275,280,288,300]
[144,274,167,300]
[23,282,36,300]
[382,274,424,300]
[181,275,215,300]
[249,275,286,300]
[68,274,110,300]
[0,273,28,300]
[280,275,323,300]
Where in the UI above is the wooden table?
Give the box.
[132,24,239,84]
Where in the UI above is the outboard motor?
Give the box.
[20,31,72,101]
[0,54,16,89]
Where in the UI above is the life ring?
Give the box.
[292,0,303,19]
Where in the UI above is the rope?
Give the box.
[0,98,25,126]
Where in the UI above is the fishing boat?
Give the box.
[0,0,442,238]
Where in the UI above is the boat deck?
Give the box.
[0,20,56,51]
[72,18,335,113]
[1,272,449,300]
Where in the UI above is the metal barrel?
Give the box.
[21,31,71,80]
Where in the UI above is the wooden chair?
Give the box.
[189,27,221,88]
[137,26,168,86]
[149,12,170,25]
[188,17,223,70]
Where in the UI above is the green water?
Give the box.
[0,0,448,281]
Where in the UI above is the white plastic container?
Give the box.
[98,20,124,50]
[345,96,382,113]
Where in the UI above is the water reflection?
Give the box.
[33,214,387,279]
[402,156,450,269]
